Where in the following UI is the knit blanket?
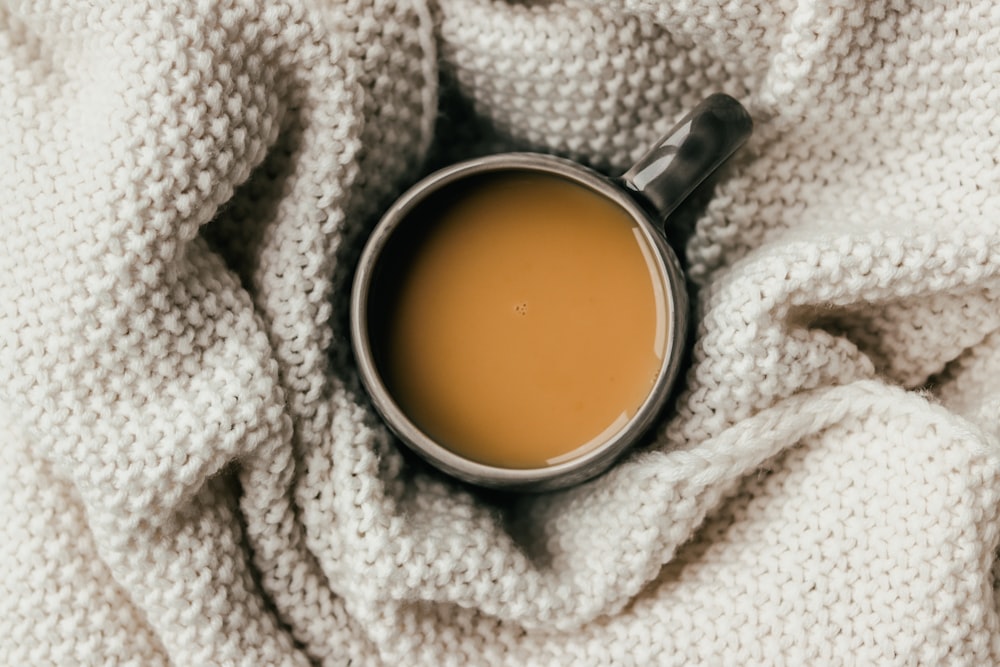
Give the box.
[3,1,1000,664]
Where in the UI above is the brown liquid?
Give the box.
[377,172,667,469]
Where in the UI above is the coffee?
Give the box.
[370,171,669,469]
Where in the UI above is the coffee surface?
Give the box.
[379,172,667,469]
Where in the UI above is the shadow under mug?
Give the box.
[351,93,752,491]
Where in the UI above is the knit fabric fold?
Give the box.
[3,0,1000,664]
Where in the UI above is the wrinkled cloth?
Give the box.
[3,1,1000,665]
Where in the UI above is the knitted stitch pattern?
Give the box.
[3,0,1000,665]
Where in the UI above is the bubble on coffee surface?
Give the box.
[514,302,528,316]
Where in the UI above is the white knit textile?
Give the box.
[3,0,1000,664]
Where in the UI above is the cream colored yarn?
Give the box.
[3,0,1000,665]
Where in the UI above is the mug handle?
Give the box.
[620,93,752,236]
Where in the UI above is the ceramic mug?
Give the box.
[351,93,752,491]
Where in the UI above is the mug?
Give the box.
[350,93,752,491]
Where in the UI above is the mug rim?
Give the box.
[350,152,688,490]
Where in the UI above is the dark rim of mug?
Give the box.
[350,152,687,490]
